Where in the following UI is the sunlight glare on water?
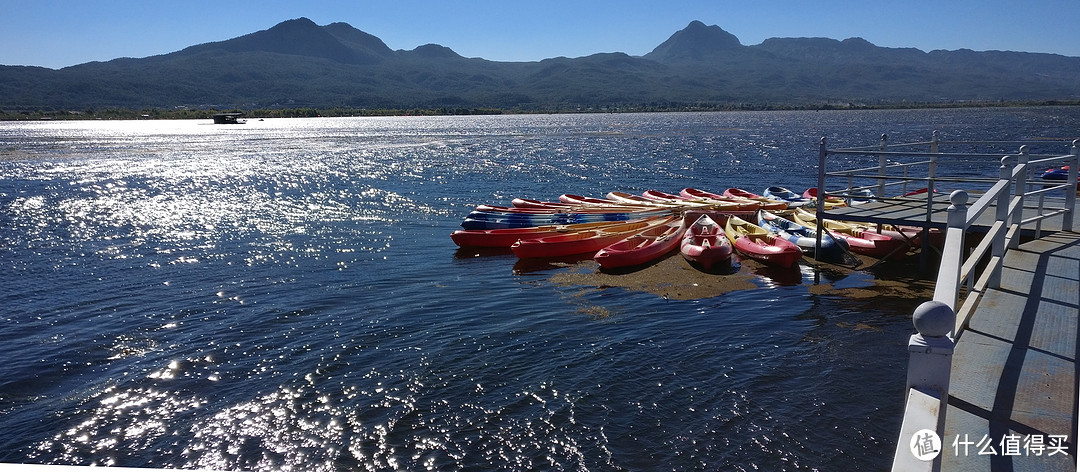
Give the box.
[2,108,1078,470]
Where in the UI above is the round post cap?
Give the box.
[913,301,954,337]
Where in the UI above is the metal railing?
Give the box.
[888,139,1078,471]
[937,142,1077,333]
[815,134,1078,265]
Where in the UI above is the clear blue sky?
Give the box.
[2,0,1077,69]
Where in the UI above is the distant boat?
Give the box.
[212,112,246,124]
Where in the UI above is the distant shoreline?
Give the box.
[2,100,1078,121]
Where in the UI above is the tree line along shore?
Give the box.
[2,100,1078,121]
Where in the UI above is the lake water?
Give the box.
[1,107,1078,471]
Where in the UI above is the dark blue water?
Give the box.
[1,108,1078,471]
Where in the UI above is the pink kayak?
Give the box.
[679,214,733,271]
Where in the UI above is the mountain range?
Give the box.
[3,18,1079,112]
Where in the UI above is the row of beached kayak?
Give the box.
[451,187,932,270]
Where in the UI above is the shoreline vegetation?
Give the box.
[3,100,1079,121]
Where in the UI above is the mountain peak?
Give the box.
[645,21,742,63]
[407,44,463,59]
[177,18,387,65]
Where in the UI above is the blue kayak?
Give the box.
[762,186,815,208]
[461,208,672,230]
[757,210,848,262]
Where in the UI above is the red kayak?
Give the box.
[679,187,781,210]
[511,198,577,209]
[593,217,684,269]
[511,216,671,259]
[606,191,690,208]
[640,189,747,211]
[452,220,635,248]
[679,214,733,271]
[475,203,658,215]
[723,187,768,200]
[724,215,802,268]
[559,194,651,207]
[802,187,847,207]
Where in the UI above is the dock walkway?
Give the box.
[942,231,1079,471]
[817,135,1080,471]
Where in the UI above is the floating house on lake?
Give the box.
[212,112,246,124]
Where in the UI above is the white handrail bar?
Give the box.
[963,178,1013,227]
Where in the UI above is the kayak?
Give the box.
[606,191,689,208]
[724,215,802,268]
[757,209,848,262]
[761,187,816,208]
[723,187,809,209]
[792,208,908,259]
[475,203,659,215]
[559,194,653,207]
[849,188,875,204]
[640,189,747,211]
[679,188,780,211]
[461,206,672,230]
[452,219,636,248]
[901,188,929,197]
[1041,166,1080,181]
[511,216,672,259]
[802,187,846,208]
[679,214,733,271]
[593,217,684,269]
[464,211,665,230]
[763,186,814,207]
[475,204,638,214]
[664,188,770,211]
[723,187,768,200]
[511,198,578,209]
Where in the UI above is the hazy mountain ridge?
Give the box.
[2,18,1079,111]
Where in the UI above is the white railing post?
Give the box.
[1065,140,1078,232]
[933,190,969,314]
[907,301,955,398]
[927,130,940,206]
[989,156,1012,289]
[895,301,955,472]
[878,133,889,198]
[1010,146,1030,248]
